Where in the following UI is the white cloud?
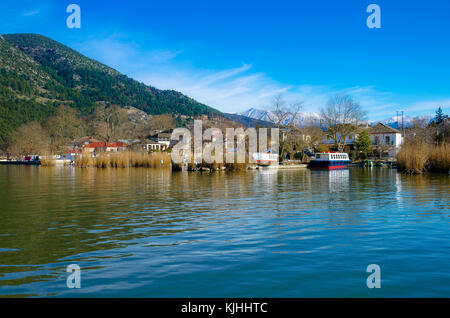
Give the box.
[22,10,40,16]
[72,34,182,74]
[72,35,450,121]
[407,99,450,113]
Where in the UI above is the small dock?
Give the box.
[278,164,307,169]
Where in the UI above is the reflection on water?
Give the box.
[0,166,449,297]
[326,169,350,193]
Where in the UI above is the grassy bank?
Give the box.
[397,142,449,174]
[73,152,171,168]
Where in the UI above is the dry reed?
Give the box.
[40,158,57,166]
[397,142,450,174]
[73,151,171,168]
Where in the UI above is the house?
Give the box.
[144,141,168,151]
[322,132,358,145]
[367,123,403,157]
[69,136,101,150]
[83,142,128,153]
[320,123,403,157]
[148,129,173,149]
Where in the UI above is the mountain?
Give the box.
[222,112,273,127]
[241,107,435,129]
[0,33,223,148]
[371,115,433,129]
[239,107,322,127]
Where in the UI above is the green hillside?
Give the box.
[0,33,220,148]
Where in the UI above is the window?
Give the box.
[375,136,380,144]
[385,136,390,144]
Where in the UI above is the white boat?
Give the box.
[308,152,351,170]
[252,152,278,166]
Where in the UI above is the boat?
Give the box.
[308,152,351,170]
[252,152,278,166]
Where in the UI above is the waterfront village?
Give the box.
[0,102,448,174]
[0,120,433,170]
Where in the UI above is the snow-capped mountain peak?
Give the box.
[238,108,322,127]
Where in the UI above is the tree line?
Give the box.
[3,105,178,157]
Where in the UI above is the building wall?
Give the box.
[322,133,357,145]
[369,133,402,147]
[322,132,402,147]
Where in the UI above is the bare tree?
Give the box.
[92,105,131,141]
[266,94,303,158]
[266,94,303,129]
[7,122,51,156]
[45,106,86,153]
[302,126,324,149]
[284,127,308,159]
[147,114,175,131]
[320,95,367,152]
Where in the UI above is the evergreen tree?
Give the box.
[354,130,372,159]
[435,107,447,124]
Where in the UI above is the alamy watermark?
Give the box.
[366,4,381,29]
[366,264,381,288]
[63,4,380,33]
[66,4,81,29]
[170,120,279,165]
[66,264,81,288]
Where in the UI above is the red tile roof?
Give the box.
[83,142,128,149]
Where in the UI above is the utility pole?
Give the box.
[396,111,399,130]
[401,111,404,134]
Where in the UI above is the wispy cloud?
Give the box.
[22,10,40,17]
[72,35,449,121]
[407,99,450,112]
[72,34,182,73]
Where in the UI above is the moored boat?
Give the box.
[308,152,351,170]
[252,152,278,166]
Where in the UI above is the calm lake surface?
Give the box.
[0,166,449,297]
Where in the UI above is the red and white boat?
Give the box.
[252,152,278,166]
[308,152,351,170]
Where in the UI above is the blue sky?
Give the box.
[1,0,449,120]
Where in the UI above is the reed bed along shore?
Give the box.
[40,157,71,166]
[73,152,171,168]
[171,153,262,171]
[40,158,57,166]
[397,142,450,174]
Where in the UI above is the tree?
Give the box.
[92,105,131,141]
[354,130,372,159]
[431,107,449,144]
[134,114,176,139]
[266,94,303,159]
[45,106,86,153]
[266,94,303,129]
[7,122,50,156]
[284,127,308,159]
[302,126,324,149]
[435,107,447,125]
[147,114,175,131]
[320,95,367,152]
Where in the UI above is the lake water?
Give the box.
[0,166,449,297]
